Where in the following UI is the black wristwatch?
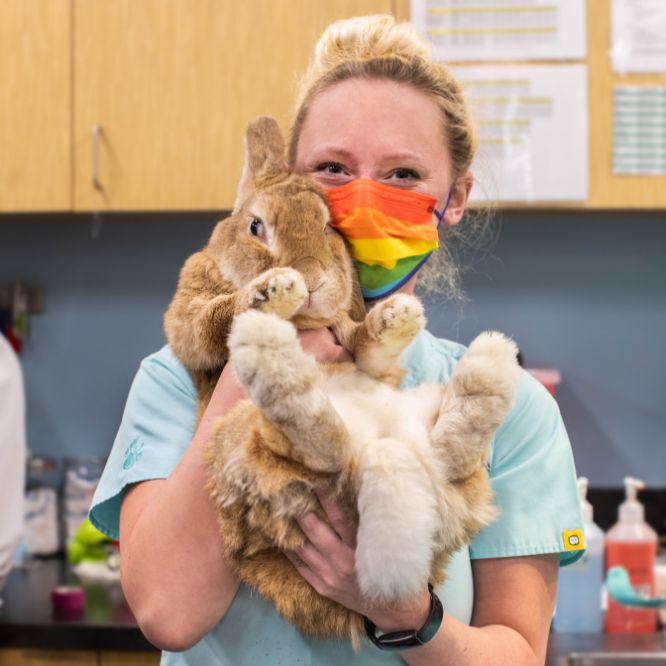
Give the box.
[364,583,444,651]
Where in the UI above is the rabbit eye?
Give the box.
[249,218,265,237]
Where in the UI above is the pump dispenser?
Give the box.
[605,477,658,633]
[553,477,604,633]
[619,477,647,524]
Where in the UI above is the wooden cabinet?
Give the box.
[72,0,394,211]
[0,651,96,666]
[0,651,159,666]
[99,652,159,666]
[0,0,393,213]
[394,0,666,209]
[585,0,666,208]
[0,0,71,212]
[2,0,665,212]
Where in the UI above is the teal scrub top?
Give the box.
[90,330,585,665]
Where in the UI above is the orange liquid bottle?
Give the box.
[604,478,657,634]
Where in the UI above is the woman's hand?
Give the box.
[297,328,352,363]
[284,491,431,633]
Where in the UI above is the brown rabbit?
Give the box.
[164,116,521,646]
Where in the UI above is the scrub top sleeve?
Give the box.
[469,370,585,566]
[89,347,197,541]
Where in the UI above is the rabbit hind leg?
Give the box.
[431,331,521,482]
[355,437,438,605]
[228,310,350,473]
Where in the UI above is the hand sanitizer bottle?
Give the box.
[605,477,658,633]
[553,477,605,633]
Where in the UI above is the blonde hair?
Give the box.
[289,15,492,300]
[289,15,477,180]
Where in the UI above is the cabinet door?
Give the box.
[0,0,71,212]
[0,650,96,666]
[73,0,393,211]
[99,652,160,666]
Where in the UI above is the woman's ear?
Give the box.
[443,170,473,226]
[233,116,287,213]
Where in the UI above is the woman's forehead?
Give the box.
[296,78,446,163]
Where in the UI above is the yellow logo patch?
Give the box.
[562,529,586,551]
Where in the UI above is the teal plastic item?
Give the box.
[606,566,666,608]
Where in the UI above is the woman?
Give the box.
[90,15,584,665]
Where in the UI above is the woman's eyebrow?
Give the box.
[378,150,425,165]
[309,146,356,162]
[310,146,425,165]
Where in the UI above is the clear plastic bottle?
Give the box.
[605,477,658,633]
[553,477,605,633]
[62,456,105,547]
[24,455,61,556]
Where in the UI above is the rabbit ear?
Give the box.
[233,116,287,213]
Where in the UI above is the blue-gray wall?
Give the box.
[1,211,664,486]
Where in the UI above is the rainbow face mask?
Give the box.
[327,179,451,301]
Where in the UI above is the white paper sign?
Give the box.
[411,0,586,62]
[612,0,666,73]
[613,86,666,175]
[451,64,588,203]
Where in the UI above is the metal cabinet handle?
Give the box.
[92,124,103,190]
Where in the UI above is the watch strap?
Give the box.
[364,583,444,651]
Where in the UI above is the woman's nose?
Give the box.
[355,167,375,181]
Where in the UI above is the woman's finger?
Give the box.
[296,512,344,556]
[284,550,313,578]
[283,549,325,593]
[296,537,331,574]
[315,490,357,549]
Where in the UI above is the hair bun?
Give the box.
[311,14,432,79]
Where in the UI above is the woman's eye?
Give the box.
[316,161,347,175]
[249,217,265,237]
[390,168,420,180]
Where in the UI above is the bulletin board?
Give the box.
[394,0,666,209]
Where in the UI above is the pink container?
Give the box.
[526,367,561,398]
[51,585,85,617]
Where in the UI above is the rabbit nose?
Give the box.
[291,256,326,292]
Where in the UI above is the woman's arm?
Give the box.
[288,495,558,665]
[119,328,351,652]
[119,362,244,652]
[399,555,558,665]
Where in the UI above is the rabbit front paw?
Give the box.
[241,267,308,319]
[365,294,426,347]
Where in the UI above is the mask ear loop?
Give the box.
[432,183,455,250]
[433,184,456,228]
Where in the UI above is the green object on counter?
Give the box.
[67,518,113,565]
[606,566,666,608]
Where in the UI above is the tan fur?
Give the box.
[164,117,521,645]
[164,118,363,401]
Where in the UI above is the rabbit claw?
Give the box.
[366,294,426,346]
[243,267,308,319]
